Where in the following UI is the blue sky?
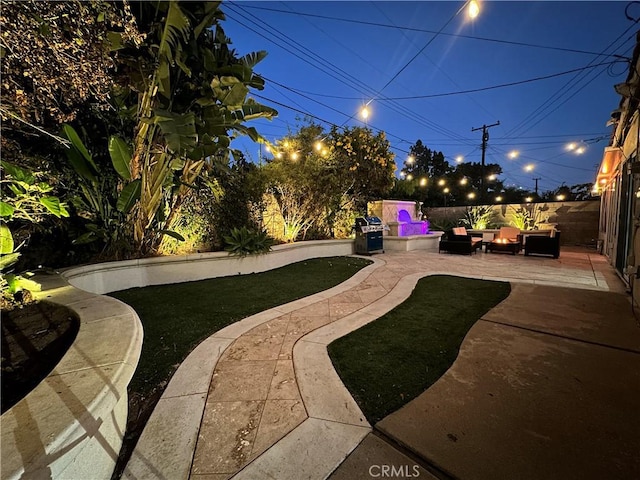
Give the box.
[223,1,637,193]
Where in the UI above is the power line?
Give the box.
[241,4,630,60]
[502,23,638,139]
[261,60,624,101]
[364,1,464,103]
[370,1,498,121]
[225,2,478,147]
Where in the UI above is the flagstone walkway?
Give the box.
[124,247,624,480]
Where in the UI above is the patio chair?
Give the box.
[439,227,482,255]
[525,231,561,258]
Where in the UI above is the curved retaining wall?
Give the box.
[1,240,354,479]
[64,240,355,294]
[0,274,143,480]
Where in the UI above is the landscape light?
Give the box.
[525,196,533,203]
[460,177,468,185]
[566,142,577,151]
[291,152,299,160]
[276,152,283,159]
[438,179,446,186]
[575,146,586,155]
[443,187,450,194]
[315,141,323,151]
[264,145,271,152]
[420,177,427,187]
[556,194,566,201]
[488,174,496,181]
[406,155,415,164]
[400,171,406,178]
[524,164,534,172]
[508,150,519,159]
[468,192,476,199]
[495,196,503,202]
[455,155,464,163]
[407,174,414,181]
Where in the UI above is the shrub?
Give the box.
[223,227,275,257]
[461,206,494,230]
[509,205,549,230]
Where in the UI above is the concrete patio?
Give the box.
[123,247,640,480]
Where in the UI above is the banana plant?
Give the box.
[122,1,277,255]
[61,124,141,247]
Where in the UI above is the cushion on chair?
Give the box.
[452,227,467,236]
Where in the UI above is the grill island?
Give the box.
[354,216,385,255]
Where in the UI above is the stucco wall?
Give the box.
[426,200,600,246]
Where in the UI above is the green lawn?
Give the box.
[328,275,511,424]
[110,256,372,396]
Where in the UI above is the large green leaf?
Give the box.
[62,125,99,182]
[157,60,171,98]
[153,110,198,154]
[108,136,132,180]
[107,31,124,51]
[1,161,35,184]
[40,197,70,218]
[158,1,191,65]
[5,274,41,294]
[0,224,14,254]
[62,125,96,169]
[214,82,249,107]
[159,229,185,242]
[0,252,20,270]
[193,1,222,39]
[0,201,15,219]
[117,180,141,213]
[240,51,268,69]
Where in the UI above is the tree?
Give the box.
[261,123,396,241]
[401,140,452,179]
[329,126,396,210]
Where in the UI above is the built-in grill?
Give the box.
[354,216,385,255]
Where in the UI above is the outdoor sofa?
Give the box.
[438,227,483,255]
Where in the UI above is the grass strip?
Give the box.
[110,256,371,396]
[328,275,510,424]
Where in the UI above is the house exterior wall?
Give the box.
[596,31,640,298]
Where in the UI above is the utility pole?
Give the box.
[533,177,541,196]
[471,121,500,204]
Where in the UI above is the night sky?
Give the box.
[223,1,638,193]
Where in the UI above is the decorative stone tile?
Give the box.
[328,302,365,320]
[268,360,300,401]
[209,360,276,402]
[219,334,285,362]
[286,315,332,337]
[244,315,291,338]
[191,400,264,475]
[249,399,307,460]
